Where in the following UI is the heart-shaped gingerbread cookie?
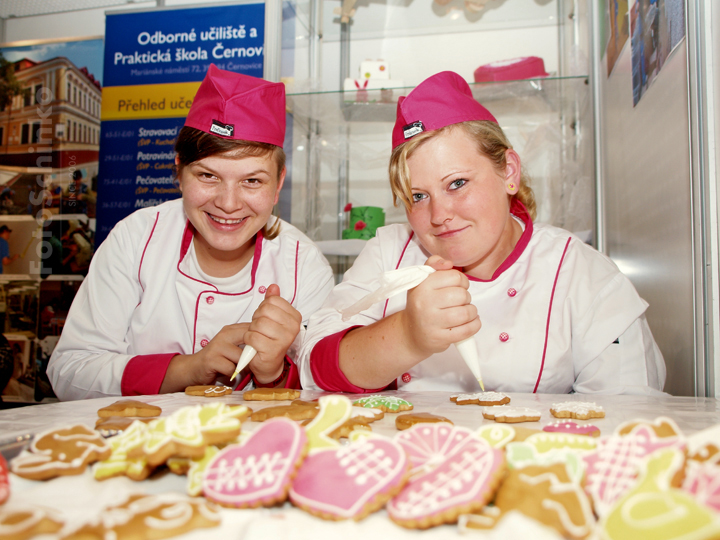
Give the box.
[202,417,307,508]
[289,437,409,520]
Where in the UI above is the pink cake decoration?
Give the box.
[387,436,505,528]
[288,436,409,520]
[682,460,720,512]
[202,417,307,508]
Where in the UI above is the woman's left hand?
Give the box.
[244,284,302,384]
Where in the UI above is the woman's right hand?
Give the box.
[159,323,249,393]
[400,255,481,359]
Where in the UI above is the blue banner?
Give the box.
[97,3,265,244]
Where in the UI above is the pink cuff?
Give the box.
[121,353,178,396]
[310,327,392,393]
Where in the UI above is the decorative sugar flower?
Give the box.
[344,203,353,212]
[354,220,366,231]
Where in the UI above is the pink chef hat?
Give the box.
[391,71,497,150]
[184,64,286,147]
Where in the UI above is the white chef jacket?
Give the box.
[299,207,666,395]
[48,199,334,401]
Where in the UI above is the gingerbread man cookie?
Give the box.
[11,424,112,480]
[451,391,510,406]
[482,406,542,423]
[97,399,162,418]
[550,401,605,420]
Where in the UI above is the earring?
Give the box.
[506,181,518,194]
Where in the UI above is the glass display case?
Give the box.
[281,0,595,276]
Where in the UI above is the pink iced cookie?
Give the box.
[682,460,720,512]
[202,417,307,508]
[289,437,409,520]
[583,423,685,516]
[394,423,477,476]
[543,420,600,437]
[387,437,505,529]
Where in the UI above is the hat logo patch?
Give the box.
[403,121,425,140]
[210,120,234,137]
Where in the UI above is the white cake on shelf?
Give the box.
[343,60,406,98]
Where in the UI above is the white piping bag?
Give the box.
[339,265,484,390]
[230,345,257,382]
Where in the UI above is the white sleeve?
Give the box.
[296,235,391,389]
[285,242,335,363]
[573,313,667,395]
[47,219,143,401]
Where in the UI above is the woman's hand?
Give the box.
[400,255,481,359]
[160,323,248,393]
[244,284,302,384]
[159,285,300,392]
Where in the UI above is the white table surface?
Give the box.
[2,391,719,539]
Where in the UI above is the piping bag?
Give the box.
[339,265,484,390]
[230,345,257,382]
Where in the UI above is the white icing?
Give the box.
[484,406,541,418]
[551,401,604,415]
[453,392,509,403]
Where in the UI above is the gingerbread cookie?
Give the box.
[97,399,162,418]
[615,416,682,438]
[132,403,250,467]
[482,405,542,423]
[583,421,685,516]
[682,458,720,512]
[67,493,221,538]
[0,507,64,540]
[550,401,605,420]
[467,462,596,539]
[289,436,409,520]
[387,437,505,529]
[93,420,154,482]
[11,424,112,480]
[544,420,601,437]
[328,407,384,439]
[243,387,301,401]
[203,417,308,508]
[394,424,477,477]
[95,416,154,432]
[250,400,319,422]
[185,385,233,397]
[601,449,720,540]
[450,391,510,406]
[353,395,413,413]
[395,412,453,431]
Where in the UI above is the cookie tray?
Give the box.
[0,433,32,460]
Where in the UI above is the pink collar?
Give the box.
[178,221,263,290]
[463,198,533,283]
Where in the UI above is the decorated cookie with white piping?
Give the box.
[132,403,250,466]
[582,422,685,516]
[394,423,477,477]
[550,401,605,420]
[601,449,720,540]
[289,435,409,521]
[482,405,541,423]
[544,420,600,437]
[93,420,154,481]
[353,395,413,413]
[65,493,221,538]
[681,459,720,512]
[0,506,64,540]
[450,391,510,406]
[304,395,353,453]
[615,416,682,438]
[185,385,233,397]
[476,424,516,449]
[465,462,596,539]
[203,417,307,508]
[11,424,111,480]
[386,436,505,529]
